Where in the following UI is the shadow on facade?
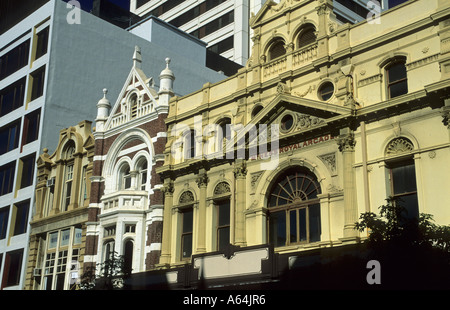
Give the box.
[121,242,450,291]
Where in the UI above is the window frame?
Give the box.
[386,158,419,219]
[267,168,322,247]
[385,58,408,99]
[0,119,21,155]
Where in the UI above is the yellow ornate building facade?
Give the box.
[151,0,450,288]
[24,120,94,290]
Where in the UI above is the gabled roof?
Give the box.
[250,0,295,28]
[223,88,354,156]
[103,47,159,131]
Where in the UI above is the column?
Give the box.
[337,128,359,239]
[159,180,174,266]
[234,160,247,246]
[195,170,208,254]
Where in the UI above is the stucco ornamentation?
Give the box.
[385,137,414,156]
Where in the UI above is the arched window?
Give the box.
[214,182,231,251]
[62,140,75,211]
[251,105,263,118]
[297,25,316,48]
[179,191,194,260]
[129,93,138,119]
[385,58,408,99]
[136,158,148,190]
[119,164,131,190]
[123,239,133,274]
[267,167,321,247]
[268,40,286,61]
[184,130,196,160]
[218,117,232,144]
[385,137,418,219]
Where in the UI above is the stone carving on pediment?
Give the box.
[318,152,337,176]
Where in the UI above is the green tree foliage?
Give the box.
[80,251,131,290]
[355,197,450,251]
[354,197,450,289]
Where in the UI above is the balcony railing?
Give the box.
[101,190,148,213]
[262,43,318,81]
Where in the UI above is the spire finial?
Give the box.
[133,46,142,68]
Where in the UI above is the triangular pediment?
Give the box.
[251,0,304,28]
[104,65,159,131]
[224,91,353,155]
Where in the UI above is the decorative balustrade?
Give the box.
[263,56,287,79]
[262,44,318,81]
[101,191,148,212]
[292,43,318,67]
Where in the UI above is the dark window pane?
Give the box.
[269,211,286,247]
[389,80,408,98]
[217,226,230,251]
[289,210,297,243]
[30,66,46,101]
[5,249,23,287]
[299,208,307,241]
[124,240,133,273]
[20,153,35,188]
[23,108,41,144]
[387,61,407,98]
[0,120,20,155]
[13,200,29,235]
[308,204,321,242]
[298,28,316,48]
[218,201,230,227]
[181,234,192,258]
[0,161,15,196]
[269,41,286,60]
[35,27,49,59]
[391,163,416,195]
[319,82,334,101]
[0,207,9,239]
[182,209,193,233]
[0,78,25,117]
[0,40,30,80]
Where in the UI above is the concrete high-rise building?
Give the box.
[129,0,410,67]
[130,0,267,66]
[0,0,224,290]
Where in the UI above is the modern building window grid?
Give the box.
[0,11,50,289]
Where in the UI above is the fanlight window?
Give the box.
[268,168,321,247]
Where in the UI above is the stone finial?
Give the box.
[133,46,142,68]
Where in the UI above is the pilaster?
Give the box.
[337,128,359,240]
[234,160,247,246]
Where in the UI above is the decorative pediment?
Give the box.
[250,0,292,28]
[224,92,352,155]
[103,47,160,131]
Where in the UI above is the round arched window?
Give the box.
[318,82,334,101]
[267,167,321,247]
[269,40,286,60]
